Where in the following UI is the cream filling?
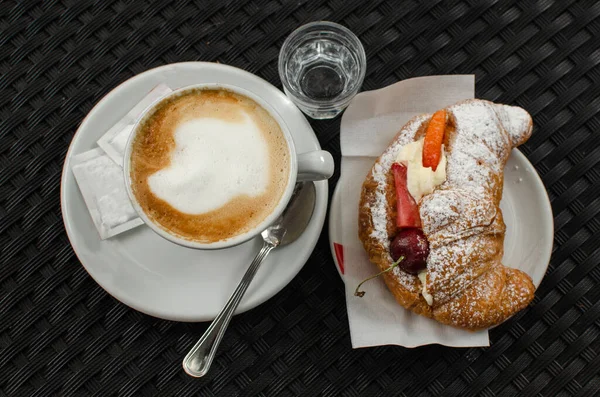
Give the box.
[418,270,433,306]
[395,138,447,202]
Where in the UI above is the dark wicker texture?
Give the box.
[1,0,600,396]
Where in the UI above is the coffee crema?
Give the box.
[129,89,290,243]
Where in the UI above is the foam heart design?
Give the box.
[148,114,269,214]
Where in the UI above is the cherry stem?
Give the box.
[354,257,405,297]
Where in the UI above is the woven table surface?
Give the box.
[2,0,600,396]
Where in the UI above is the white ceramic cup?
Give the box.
[124,83,334,249]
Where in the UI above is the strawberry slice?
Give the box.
[422,109,447,171]
[391,162,421,228]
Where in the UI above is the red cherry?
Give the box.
[390,229,429,274]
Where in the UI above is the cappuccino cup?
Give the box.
[124,83,333,249]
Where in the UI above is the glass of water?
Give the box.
[278,21,366,119]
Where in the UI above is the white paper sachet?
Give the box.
[97,83,172,166]
[71,148,143,239]
[338,75,491,348]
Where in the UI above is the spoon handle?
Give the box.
[182,241,275,377]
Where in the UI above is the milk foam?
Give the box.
[147,113,269,214]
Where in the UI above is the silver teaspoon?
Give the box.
[182,182,316,377]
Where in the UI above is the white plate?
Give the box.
[61,62,328,322]
[329,149,553,289]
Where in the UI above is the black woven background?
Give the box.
[2,0,600,395]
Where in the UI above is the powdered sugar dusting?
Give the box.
[444,102,510,196]
[364,100,533,306]
[493,104,533,147]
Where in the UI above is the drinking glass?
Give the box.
[278,21,366,119]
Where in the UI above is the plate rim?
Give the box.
[60,61,328,321]
[328,148,554,288]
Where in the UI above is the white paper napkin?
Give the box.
[339,75,490,348]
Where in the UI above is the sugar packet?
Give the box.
[71,148,144,239]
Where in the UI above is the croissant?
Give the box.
[358,99,536,330]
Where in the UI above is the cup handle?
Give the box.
[297,150,334,181]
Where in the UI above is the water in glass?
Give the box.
[279,22,366,119]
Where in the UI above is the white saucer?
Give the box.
[61,62,328,322]
[329,149,553,288]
